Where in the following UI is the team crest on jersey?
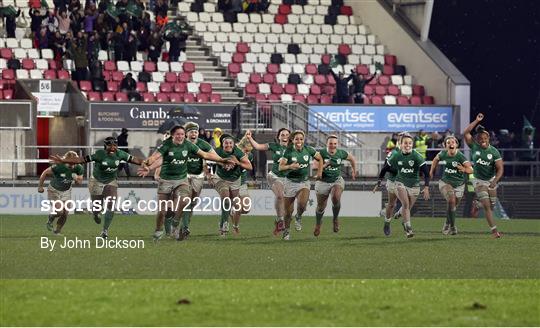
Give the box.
[303,155,309,161]
[115,160,120,166]
[487,154,493,159]
[337,158,342,164]
[276,151,281,155]
[452,161,457,167]
[182,150,188,157]
[408,160,414,166]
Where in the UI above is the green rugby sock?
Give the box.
[164,211,174,234]
[182,211,191,229]
[449,209,456,227]
[103,211,114,230]
[315,210,324,225]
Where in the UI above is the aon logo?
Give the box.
[444,168,458,174]
[400,168,414,174]
[187,157,200,162]
[325,166,340,171]
[298,163,309,169]
[171,159,186,165]
[104,167,117,172]
[476,158,491,166]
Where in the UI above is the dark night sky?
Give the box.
[429,0,540,133]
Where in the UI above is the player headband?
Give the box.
[184,122,199,133]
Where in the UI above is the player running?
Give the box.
[245,128,290,235]
[429,135,473,235]
[278,130,324,240]
[50,137,145,239]
[211,134,253,236]
[139,125,231,241]
[373,132,404,236]
[313,135,357,236]
[376,133,430,237]
[464,113,504,238]
[39,151,84,235]
[229,135,255,233]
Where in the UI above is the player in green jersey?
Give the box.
[38,151,84,234]
[278,130,324,240]
[374,132,405,236]
[181,122,215,237]
[313,135,357,236]
[430,135,473,235]
[464,113,504,238]
[231,135,255,234]
[377,134,430,238]
[210,134,253,236]
[50,137,145,239]
[140,125,231,241]
[245,128,291,236]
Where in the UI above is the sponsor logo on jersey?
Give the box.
[476,158,491,166]
[276,151,281,155]
[444,167,458,174]
[401,168,414,173]
[298,163,309,169]
[171,159,186,165]
[187,157,200,162]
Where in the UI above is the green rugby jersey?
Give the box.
[241,152,254,185]
[157,138,200,180]
[387,149,425,188]
[318,148,348,183]
[215,146,246,181]
[470,142,502,181]
[437,150,468,187]
[281,145,317,183]
[50,163,84,191]
[187,138,212,175]
[268,142,287,177]
[88,149,132,183]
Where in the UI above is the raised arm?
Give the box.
[429,154,440,179]
[313,151,324,180]
[246,130,269,151]
[37,167,53,193]
[197,149,230,164]
[464,113,484,147]
[346,152,357,180]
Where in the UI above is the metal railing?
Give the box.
[254,101,364,149]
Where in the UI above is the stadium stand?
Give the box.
[0,0,434,104]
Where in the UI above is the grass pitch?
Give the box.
[1,214,539,326]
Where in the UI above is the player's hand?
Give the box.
[224,156,239,166]
[489,180,497,189]
[37,186,44,193]
[314,174,322,180]
[456,163,466,173]
[422,186,430,200]
[476,113,484,121]
[245,130,252,139]
[351,170,356,180]
[289,162,300,170]
[372,180,381,193]
[49,154,63,164]
[137,166,150,178]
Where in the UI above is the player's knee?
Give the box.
[477,190,489,200]
[490,196,498,207]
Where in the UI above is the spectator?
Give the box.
[117,128,131,178]
[230,0,242,13]
[350,70,377,104]
[57,9,70,34]
[112,31,125,60]
[86,32,98,64]
[123,33,137,62]
[42,10,59,33]
[147,30,163,62]
[35,27,50,49]
[68,0,82,14]
[204,130,213,143]
[413,129,429,159]
[69,9,83,35]
[217,0,231,12]
[53,0,69,12]
[330,68,353,103]
[3,7,21,38]
[120,72,136,91]
[426,131,442,160]
[51,31,66,59]
[165,30,187,62]
[29,8,46,35]
[153,0,167,17]
[83,6,98,33]
[385,132,398,155]
[212,128,223,148]
[70,32,89,81]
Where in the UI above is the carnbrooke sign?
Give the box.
[89,103,235,130]
[308,105,453,132]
